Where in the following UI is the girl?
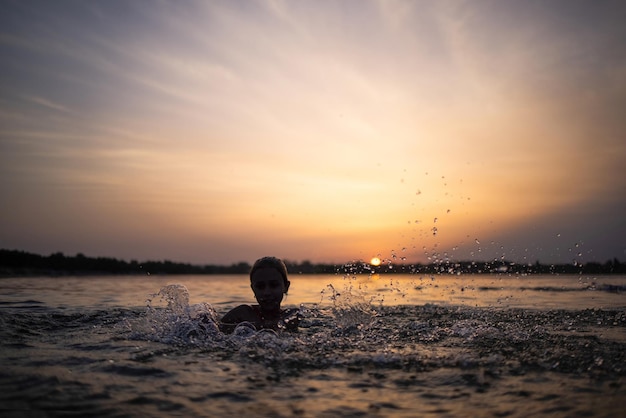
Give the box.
[220,256,300,333]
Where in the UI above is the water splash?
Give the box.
[138,284,221,345]
[321,283,377,330]
[131,284,305,363]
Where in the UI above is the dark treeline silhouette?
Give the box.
[0,249,624,277]
[0,249,251,276]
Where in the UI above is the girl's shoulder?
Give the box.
[220,304,262,333]
[221,304,259,323]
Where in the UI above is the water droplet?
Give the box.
[432,227,438,236]
[475,239,480,245]
[433,217,438,223]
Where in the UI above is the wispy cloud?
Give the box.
[23,96,72,113]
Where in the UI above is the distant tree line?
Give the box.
[0,249,340,276]
[0,249,624,277]
[0,249,252,276]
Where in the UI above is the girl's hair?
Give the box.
[250,256,289,287]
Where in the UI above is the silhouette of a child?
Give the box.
[220,256,300,333]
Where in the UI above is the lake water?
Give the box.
[1,273,625,417]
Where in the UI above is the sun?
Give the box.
[370,257,381,266]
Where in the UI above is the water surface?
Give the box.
[1,274,625,416]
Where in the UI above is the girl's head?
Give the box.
[250,256,289,289]
[249,256,290,312]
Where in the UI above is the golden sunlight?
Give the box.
[370,257,381,266]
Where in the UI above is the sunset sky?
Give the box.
[1,0,625,266]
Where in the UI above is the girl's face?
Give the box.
[250,267,289,313]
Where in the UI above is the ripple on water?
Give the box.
[1,283,625,416]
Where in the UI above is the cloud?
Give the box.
[23,96,72,113]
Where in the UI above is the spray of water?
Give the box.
[138,284,221,345]
[320,280,377,331]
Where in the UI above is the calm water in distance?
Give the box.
[2,273,625,312]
